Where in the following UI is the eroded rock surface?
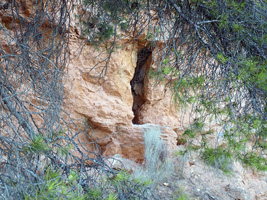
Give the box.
[64,38,185,162]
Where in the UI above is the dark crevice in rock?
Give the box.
[130,47,152,124]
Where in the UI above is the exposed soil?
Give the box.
[155,146,267,200]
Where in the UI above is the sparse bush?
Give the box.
[105,170,155,199]
[201,147,233,174]
[238,153,267,172]
[172,187,190,200]
[133,125,174,188]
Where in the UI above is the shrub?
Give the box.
[133,125,174,188]
[201,147,233,174]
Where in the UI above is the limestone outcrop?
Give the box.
[64,39,184,162]
[1,2,267,199]
[0,0,185,163]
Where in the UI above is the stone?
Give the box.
[163,183,169,187]
[63,36,185,162]
[1,2,267,199]
[105,154,141,172]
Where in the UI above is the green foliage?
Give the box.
[239,153,267,171]
[24,135,49,154]
[146,30,154,40]
[81,0,134,45]
[183,119,205,140]
[176,137,187,145]
[106,193,118,200]
[172,186,190,200]
[21,130,154,199]
[183,128,196,139]
[68,170,79,183]
[238,58,267,93]
[163,66,172,75]
[217,53,229,64]
[86,189,103,200]
[119,21,128,30]
[218,14,229,29]
[173,150,186,157]
[177,194,189,200]
[107,170,153,199]
[99,24,114,42]
[59,144,74,156]
[232,23,244,32]
[44,167,61,181]
[113,171,130,182]
[164,75,205,109]
[24,167,89,200]
[201,147,233,174]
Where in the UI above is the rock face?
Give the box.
[1,1,267,199]
[0,0,184,162]
[64,38,183,162]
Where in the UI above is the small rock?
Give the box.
[163,182,169,187]
[189,161,196,166]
